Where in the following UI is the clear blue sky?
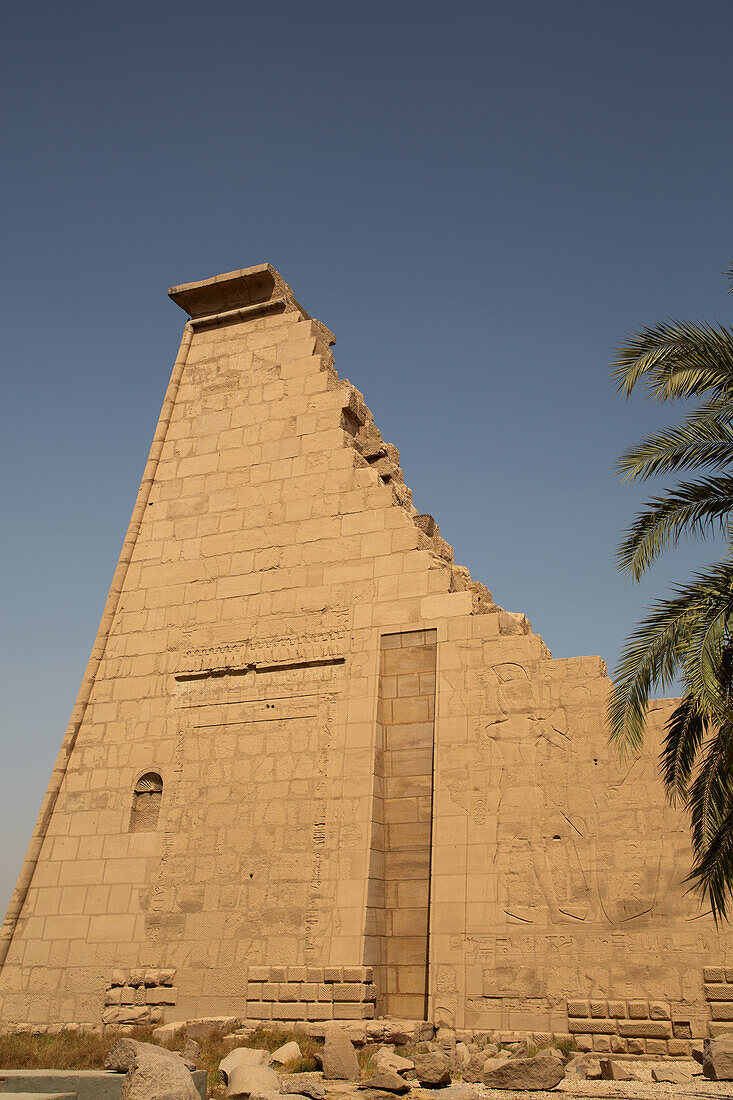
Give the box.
[2,0,732,912]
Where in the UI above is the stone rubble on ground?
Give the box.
[226,1063,281,1099]
[281,1074,326,1099]
[322,1031,360,1081]
[220,1047,271,1084]
[180,1037,200,1071]
[482,1053,565,1092]
[703,1035,733,1080]
[600,1058,638,1081]
[430,1086,477,1100]
[151,1021,185,1045]
[270,1042,302,1067]
[362,1068,411,1093]
[478,1054,512,1082]
[651,1064,692,1083]
[453,1043,470,1070]
[372,1047,414,1076]
[412,1052,451,1087]
[105,1037,200,1100]
[185,1016,240,1043]
[565,1053,601,1080]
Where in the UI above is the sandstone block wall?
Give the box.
[1,263,732,1041]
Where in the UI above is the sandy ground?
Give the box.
[477,1060,733,1100]
[329,1061,733,1100]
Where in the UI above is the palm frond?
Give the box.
[616,406,733,483]
[686,796,733,924]
[610,561,733,752]
[685,718,733,921]
[612,320,733,401]
[684,605,733,716]
[660,693,708,802]
[617,475,733,581]
[608,599,695,754]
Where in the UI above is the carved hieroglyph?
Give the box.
[0,264,731,1046]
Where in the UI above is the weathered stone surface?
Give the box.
[430,1087,477,1100]
[461,1054,486,1084]
[703,1036,733,1080]
[152,1023,184,1045]
[373,1048,414,1076]
[220,1049,270,1084]
[413,1053,451,1087]
[535,1048,564,1062]
[652,1065,691,1083]
[280,1075,325,1100]
[599,1060,637,1081]
[483,1055,565,1091]
[181,1040,200,1072]
[269,1043,301,1067]
[565,1054,599,1080]
[105,1038,199,1100]
[452,1043,470,1069]
[362,1070,410,1093]
[322,1032,360,1081]
[227,1064,280,1099]
[479,1055,511,1079]
[185,1017,239,1042]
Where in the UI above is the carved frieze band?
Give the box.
[172,612,350,680]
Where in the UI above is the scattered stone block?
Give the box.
[281,1076,325,1100]
[565,1054,598,1079]
[483,1055,565,1091]
[269,1042,301,1066]
[181,1039,200,1071]
[703,1035,733,1080]
[599,1059,637,1081]
[105,1038,199,1100]
[227,1065,280,1099]
[453,1042,470,1069]
[185,1017,239,1042]
[461,1054,486,1083]
[363,1069,410,1093]
[322,1031,359,1080]
[220,1048,270,1085]
[152,1022,185,1045]
[373,1048,414,1076]
[413,1052,451,1087]
[652,1065,691,1083]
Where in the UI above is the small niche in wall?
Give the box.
[129,772,163,833]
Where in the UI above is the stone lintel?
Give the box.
[168,263,298,320]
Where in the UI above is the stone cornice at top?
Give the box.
[168,263,305,321]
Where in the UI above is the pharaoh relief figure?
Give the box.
[458,660,689,931]
[476,662,600,928]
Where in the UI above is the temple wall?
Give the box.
[1,265,732,1045]
[428,617,728,1050]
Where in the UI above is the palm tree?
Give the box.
[609,270,733,921]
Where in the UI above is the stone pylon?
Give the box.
[0,266,730,1049]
